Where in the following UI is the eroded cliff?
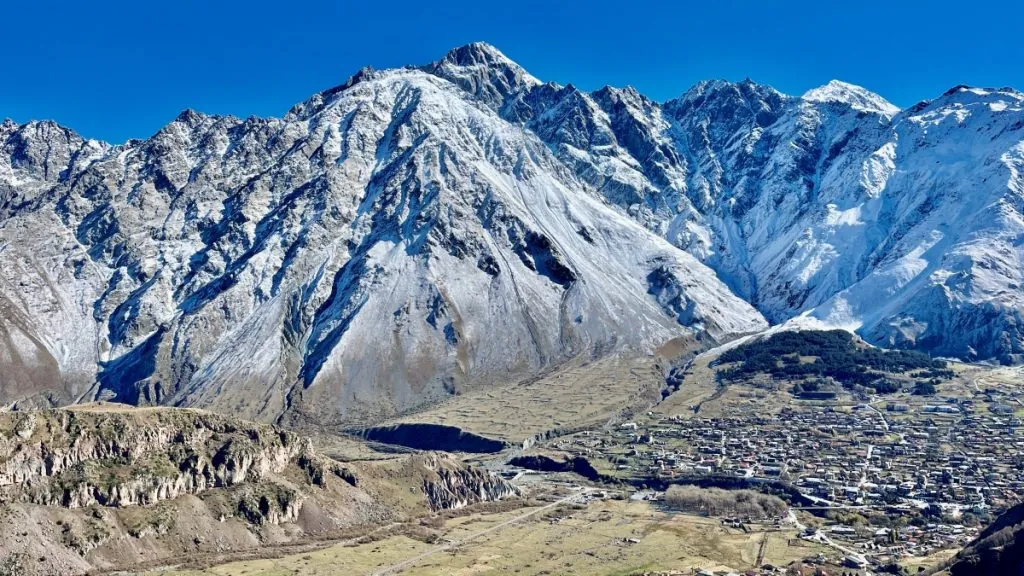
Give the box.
[0,405,517,575]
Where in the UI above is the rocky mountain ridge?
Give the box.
[489,58,1024,363]
[2,42,1023,424]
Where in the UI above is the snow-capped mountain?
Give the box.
[494,62,1024,363]
[1,43,1022,423]
[0,44,765,424]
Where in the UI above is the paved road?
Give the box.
[866,403,890,432]
[368,488,596,576]
[857,444,875,488]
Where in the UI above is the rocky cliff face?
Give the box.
[0,406,518,575]
[414,452,518,510]
[0,406,348,512]
[0,407,512,516]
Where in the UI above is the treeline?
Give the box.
[663,485,787,519]
[716,330,947,393]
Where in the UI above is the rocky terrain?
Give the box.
[0,405,516,575]
[0,406,340,510]
[1,41,1023,421]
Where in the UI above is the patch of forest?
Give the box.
[715,330,952,394]
[662,485,787,519]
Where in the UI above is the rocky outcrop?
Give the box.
[0,407,515,518]
[0,406,353,513]
[0,406,519,576]
[233,483,303,525]
[414,453,518,511]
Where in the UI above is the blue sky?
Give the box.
[3,0,1022,143]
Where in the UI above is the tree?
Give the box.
[913,381,937,396]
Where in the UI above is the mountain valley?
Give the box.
[2,41,1024,576]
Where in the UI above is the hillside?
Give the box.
[0,405,515,575]
[948,502,1024,575]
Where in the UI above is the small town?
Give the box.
[531,377,1024,570]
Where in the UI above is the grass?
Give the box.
[142,500,824,576]
[387,355,667,443]
[900,547,959,574]
[652,351,721,419]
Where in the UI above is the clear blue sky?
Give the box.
[3,0,1021,143]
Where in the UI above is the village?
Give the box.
[528,377,1024,571]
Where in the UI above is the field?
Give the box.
[142,498,823,576]
[387,354,668,443]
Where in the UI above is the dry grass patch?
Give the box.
[388,355,667,443]
[143,499,824,576]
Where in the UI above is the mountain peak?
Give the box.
[426,42,540,109]
[673,78,785,104]
[284,66,382,121]
[174,108,207,126]
[1,118,17,138]
[664,78,788,124]
[440,42,515,67]
[802,79,900,117]
[936,84,1024,103]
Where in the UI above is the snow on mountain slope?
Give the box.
[677,84,1024,363]
[502,68,1024,363]
[0,48,765,423]
[3,43,1024,425]
[803,79,901,117]
[806,87,1024,361]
